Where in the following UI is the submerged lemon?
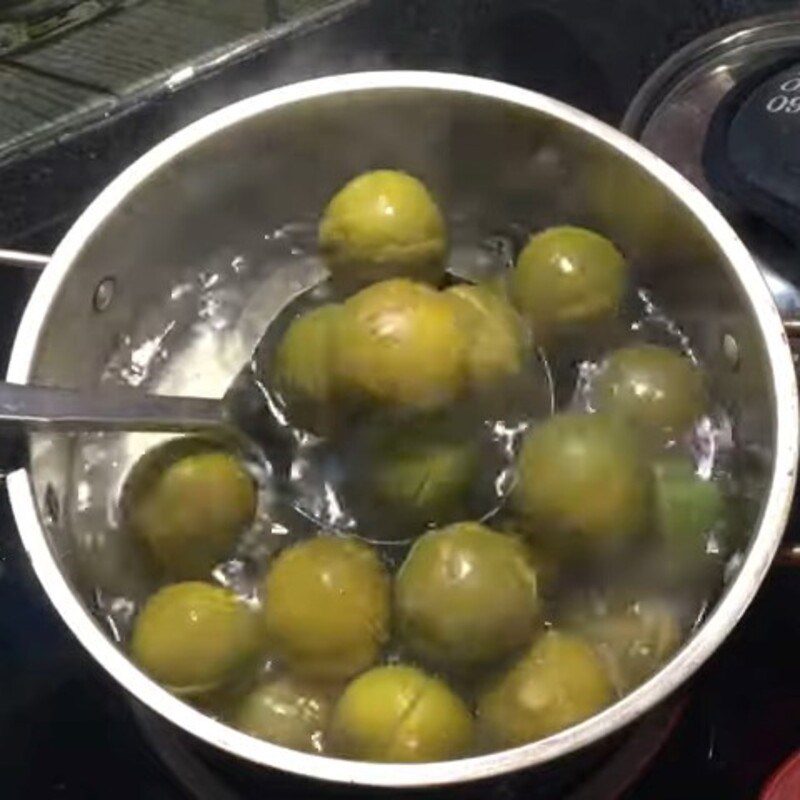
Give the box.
[131,582,260,694]
[329,665,473,762]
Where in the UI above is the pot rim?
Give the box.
[6,71,798,787]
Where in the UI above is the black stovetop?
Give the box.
[1,2,799,798]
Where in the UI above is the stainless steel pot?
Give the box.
[2,72,797,788]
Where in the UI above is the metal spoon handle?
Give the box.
[0,382,227,434]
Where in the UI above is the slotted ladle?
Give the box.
[0,254,554,530]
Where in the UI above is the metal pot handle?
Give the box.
[0,249,49,270]
[0,250,49,475]
[784,319,800,341]
[777,318,800,567]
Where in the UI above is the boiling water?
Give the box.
[67,219,741,720]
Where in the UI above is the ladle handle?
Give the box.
[0,382,228,435]
[778,319,800,568]
[0,257,233,469]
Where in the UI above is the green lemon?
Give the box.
[653,456,724,563]
[262,536,390,680]
[396,522,540,669]
[232,676,336,753]
[571,598,682,693]
[329,665,474,762]
[274,303,342,405]
[336,278,468,410]
[478,630,613,746]
[512,413,648,552]
[127,449,256,579]
[511,226,627,337]
[273,303,343,432]
[444,282,529,387]
[370,426,478,524]
[319,170,447,287]
[131,582,260,694]
[594,345,706,439]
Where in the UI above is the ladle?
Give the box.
[0,254,555,531]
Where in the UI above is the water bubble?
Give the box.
[231,255,248,273]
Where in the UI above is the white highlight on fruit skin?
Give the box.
[555,254,576,275]
[629,377,665,402]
